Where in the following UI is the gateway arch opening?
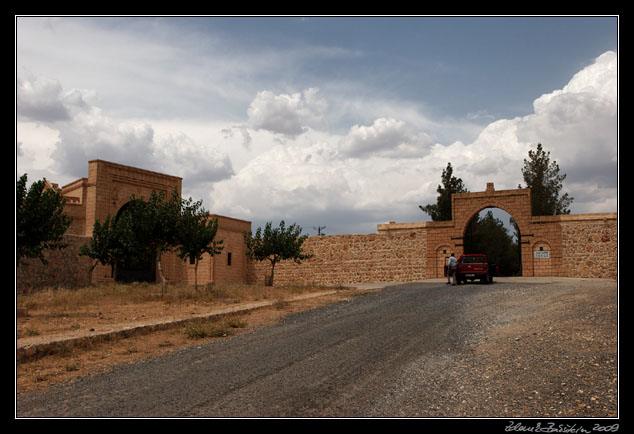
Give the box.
[463,207,521,276]
[113,200,157,283]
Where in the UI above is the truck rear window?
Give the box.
[461,256,485,264]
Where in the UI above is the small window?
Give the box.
[227,252,232,266]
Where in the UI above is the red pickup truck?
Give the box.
[456,254,498,284]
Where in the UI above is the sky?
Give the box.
[15,16,618,236]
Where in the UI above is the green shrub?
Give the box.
[184,322,228,339]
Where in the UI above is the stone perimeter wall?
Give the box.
[248,213,617,286]
[247,230,428,286]
[17,234,93,294]
[561,216,618,280]
[18,213,617,292]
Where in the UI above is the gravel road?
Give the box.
[16,278,618,418]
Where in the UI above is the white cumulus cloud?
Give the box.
[16,71,235,188]
[247,88,328,138]
[339,117,434,159]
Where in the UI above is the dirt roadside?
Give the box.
[16,285,377,395]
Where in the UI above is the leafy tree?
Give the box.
[521,143,573,215]
[79,214,125,277]
[79,200,155,283]
[17,174,72,266]
[420,162,468,221]
[80,189,182,295]
[80,189,228,293]
[244,221,312,286]
[509,216,523,276]
[175,197,224,292]
[135,189,182,295]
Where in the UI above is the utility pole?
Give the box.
[313,226,326,236]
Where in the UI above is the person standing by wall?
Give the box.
[447,253,458,285]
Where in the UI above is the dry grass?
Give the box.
[17,281,335,313]
[16,282,342,350]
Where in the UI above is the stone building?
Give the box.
[17,162,617,292]
[17,160,251,292]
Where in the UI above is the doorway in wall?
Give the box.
[113,200,157,283]
[463,207,521,276]
[436,245,454,279]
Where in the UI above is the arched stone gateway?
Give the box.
[64,160,185,285]
[113,199,157,284]
[426,182,535,278]
[378,182,617,279]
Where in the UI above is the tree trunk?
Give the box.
[194,258,199,292]
[157,248,168,298]
[268,260,275,287]
[112,263,117,290]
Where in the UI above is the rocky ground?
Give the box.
[382,278,619,418]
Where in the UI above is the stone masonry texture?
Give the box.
[247,231,428,286]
